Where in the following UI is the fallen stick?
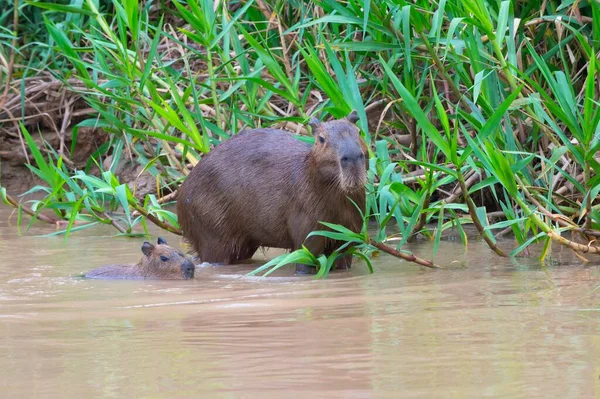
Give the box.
[2,191,57,224]
[368,239,441,269]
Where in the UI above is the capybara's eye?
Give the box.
[318,135,325,143]
[160,255,169,262]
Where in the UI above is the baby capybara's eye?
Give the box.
[160,255,169,262]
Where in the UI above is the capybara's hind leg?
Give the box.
[198,236,236,264]
[333,254,353,270]
[233,243,259,262]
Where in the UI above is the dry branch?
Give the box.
[369,239,441,269]
[2,191,58,224]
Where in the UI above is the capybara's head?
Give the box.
[140,237,195,279]
[309,111,368,193]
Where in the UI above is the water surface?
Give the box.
[1,205,599,398]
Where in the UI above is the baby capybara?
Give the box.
[177,112,368,274]
[84,237,195,280]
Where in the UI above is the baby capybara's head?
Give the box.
[140,237,195,279]
[309,111,368,193]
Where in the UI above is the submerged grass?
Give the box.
[1,0,599,276]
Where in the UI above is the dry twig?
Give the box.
[369,239,441,269]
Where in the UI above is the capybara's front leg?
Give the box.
[333,254,353,270]
[326,240,354,270]
[292,230,325,275]
[295,263,316,275]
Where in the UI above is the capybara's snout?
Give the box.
[180,259,195,279]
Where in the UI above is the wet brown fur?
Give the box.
[84,238,195,280]
[177,115,368,273]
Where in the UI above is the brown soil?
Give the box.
[0,125,159,199]
[0,126,105,193]
[0,74,159,200]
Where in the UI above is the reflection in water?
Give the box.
[1,205,599,397]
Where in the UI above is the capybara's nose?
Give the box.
[340,151,364,166]
[181,260,195,279]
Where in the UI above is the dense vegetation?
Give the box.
[1,0,599,276]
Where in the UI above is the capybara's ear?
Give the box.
[157,237,167,245]
[141,242,154,256]
[308,117,321,135]
[346,110,359,124]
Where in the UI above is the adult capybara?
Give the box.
[84,237,195,280]
[177,112,368,274]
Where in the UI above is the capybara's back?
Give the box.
[177,114,368,272]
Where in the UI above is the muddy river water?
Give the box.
[1,205,599,398]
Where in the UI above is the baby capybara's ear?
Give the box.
[141,242,154,256]
[346,110,359,124]
[157,237,167,245]
[308,116,322,135]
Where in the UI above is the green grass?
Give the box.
[1,0,599,276]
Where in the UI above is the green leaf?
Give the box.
[0,187,11,206]
[362,0,371,32]
[301,47,349,111]
[210,0,255,48]
[44,18,91,81]
[27,1,96,16]
[239,26,298,105]
[484,141,519,196]
[433,203,445,259]
[307,230,363,243]
[583,53,597,143]
[379,56,451,158]
[510,230,546,257]
[495,0,510,48]
[115,184,132,226]
[286,15,390,37]
[39,222,100,238]
[325,41,403,51]
[459,85,523,164]
[19,123,54,185]
[63,195,87,241]
[353,251,373,274]
[122,0,139,41]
